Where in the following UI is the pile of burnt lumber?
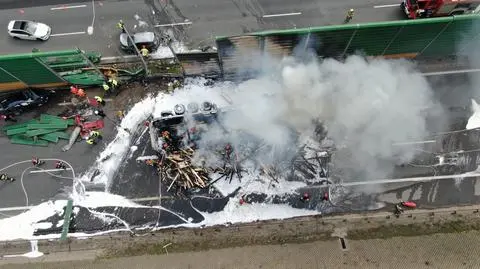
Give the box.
[158,147,210,192]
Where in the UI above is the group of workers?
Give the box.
[0,159,68,183]
[102,77,119,95]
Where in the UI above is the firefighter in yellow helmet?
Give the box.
[345,8,354,23]
[140,45,149,58]
[94,96,106,106]
[102,81,110,94]
[117,20,125,33]
[86,130,103,145]
[108,77,118,88]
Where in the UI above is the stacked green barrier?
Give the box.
[2,114,74,147]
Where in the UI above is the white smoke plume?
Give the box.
[187,55,444,182]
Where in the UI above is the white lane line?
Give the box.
[373,4,399,8]
[154,22,193,27]
[50,31,86,37]
[51,4,87,10]
[263,12,302,18]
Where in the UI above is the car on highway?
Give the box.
[0,89,50,115]
[7,20,51,41]
[120,31,160,53]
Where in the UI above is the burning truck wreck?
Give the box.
[144,97,337,199]
[142,92,480,210]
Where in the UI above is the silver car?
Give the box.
[120,31,160,53]
[7,20,51,41]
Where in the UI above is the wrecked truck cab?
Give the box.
[149,101,219,152]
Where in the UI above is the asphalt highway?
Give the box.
[0,0,406,57]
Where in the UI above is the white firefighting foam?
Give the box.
[467,99,480,130]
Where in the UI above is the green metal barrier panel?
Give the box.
[216,15,480,78]
[0,49,104,91]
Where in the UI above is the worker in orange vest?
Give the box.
[70,85,79,95]
[70,85,86,98]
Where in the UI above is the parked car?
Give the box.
[7,20,51,41]
[120,31,160,53]
[0,89,50,115]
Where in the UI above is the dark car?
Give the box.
[120,31,160,53]
[0,89,50,115]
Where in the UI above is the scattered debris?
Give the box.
[2,114,74,147]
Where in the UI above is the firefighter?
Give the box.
[70,85,79,95]
[117,20,126,33]
[0,174,15,182]
[140,45,149,58]
[145,159,159,166]
[322,191,329,202]
[108,77,118,90]
[94,109,106,118]
[55,161,67,170]
[0,114,17,122]
[345,8,354,23]
[301,192,310,202]
[116,110,125,121]
[94,96,106,106]
[32,157,45,167]
[86,130,102,145]
[102,81,111,95]
[394,204,404,216]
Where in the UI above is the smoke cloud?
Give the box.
[179,54,444,183]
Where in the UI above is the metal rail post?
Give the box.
[381,26,404,56]
[75,47,106,81]
[418,20,452,57]
[341,26,358,58]
[303,31,311,52]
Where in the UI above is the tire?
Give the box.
[36,38,44,41]
[12,36,19,39]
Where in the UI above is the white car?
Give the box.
[7,20,51,41]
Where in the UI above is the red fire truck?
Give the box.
[401,0,480,19]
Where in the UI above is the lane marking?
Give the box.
[262,12,302,18]
[154,22,193,27]
[51,4,87,10]
[374,4,399,8]
[50,31,86,37]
